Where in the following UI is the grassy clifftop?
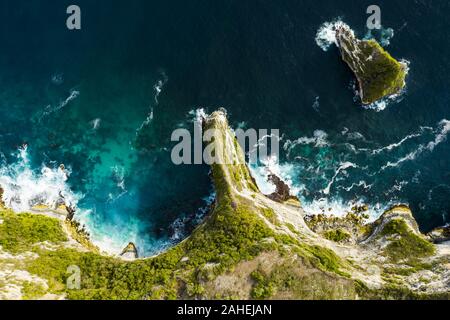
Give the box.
[0,111,448,300]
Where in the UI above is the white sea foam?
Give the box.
[380,119,450,171]
[323,162,357,195]
[364,26,395,47]
[76,209,155,256]
[316,19,409,111]
[135,107,154,137]
[169,191,215,242]
[283,130,329,156]
[90,118,101,130]
[153,71,168,105]
[37,90,80,122]
[51,73,64,85]
[427,119,450,151]
[338,180,373,192]
[249,155,299,196]
[0,146,81,213]
[301,197,389,222]
[0,146,153,256]
[250,157,393,222]
[187,108,209,124]
[136,72,167,136]
[312,96,320,112]
[385,180,409,195]
[371,127,432,155]
[315,19,351,51]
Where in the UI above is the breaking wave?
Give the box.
[251,118,450,222]
[0,146,81,213]
[315,19,350,51]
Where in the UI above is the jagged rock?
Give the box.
[335,24,407,105]
[364,205,421,242]
[266,173,301,206]
[427,225,450,244]
[120,242,139,260]
[267,174,290,202]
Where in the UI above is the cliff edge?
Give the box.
[0,111,448,300]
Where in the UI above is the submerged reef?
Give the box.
[0,111,449,300]
[335,24,407,105]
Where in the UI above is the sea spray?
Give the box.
[0,146,81,213]
[251,118,450,223]
[315,19,351,51]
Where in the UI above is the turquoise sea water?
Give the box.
[0,0,449,256]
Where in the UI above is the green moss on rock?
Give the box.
[380,219,435,262]
[323,229,351,243]
[336,25,407,105]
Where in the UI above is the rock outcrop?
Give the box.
[428,225,450,244]
[335,24,407,105]
[120,242,139,260]
[266,173,300,204]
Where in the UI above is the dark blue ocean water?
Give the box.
[0,0,449,255]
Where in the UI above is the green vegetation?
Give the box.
[21,281,47,300]
[250,258,357,300]
[0,112,446,300]
[380,219,435,263]
[0,210,67,254]
[250,269,275,299]
[274,232,350,278]
[323,229,351,243]
[304,212,368,240]
[383,262,433,277]
[0,167,277,300]
[0,197,352,300]
[302,245,351,278]
[65,220,99,253]
[285,223,299,235]
[356,283,450,300]
[357,40,406,104]
[338,27,406,104]
[16,193,276,300]
[261,208,279,226]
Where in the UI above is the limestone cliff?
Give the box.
[0,110,448,300]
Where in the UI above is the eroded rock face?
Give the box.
[364,205,421,242]
[1,110,449,300]
[120,242,139,260]
[266,174,300,205]
[335,24,407,105]
[428,225,450,244]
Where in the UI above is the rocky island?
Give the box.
[0,110,449,300]
[335,24,408,105]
